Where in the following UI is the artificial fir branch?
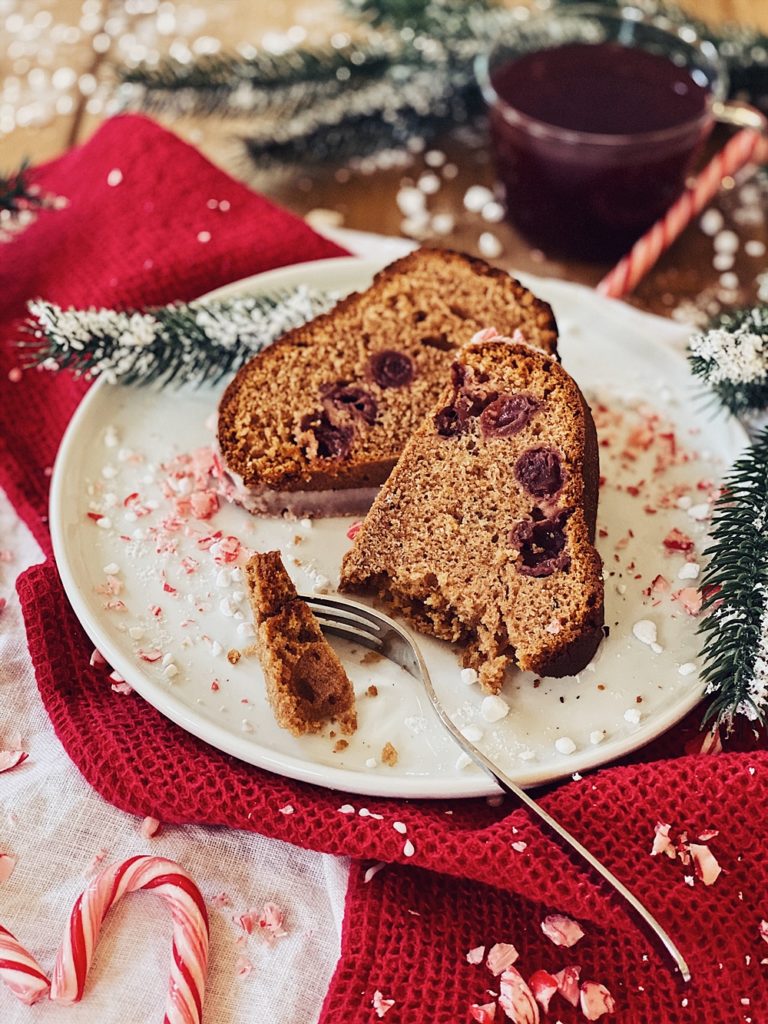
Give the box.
[698,428,768,730]
[0,161,44,214]
[22,288,334,388]
[115,0,768,169]
[688,306,768,416]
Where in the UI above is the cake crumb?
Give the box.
[366,684,379,697]
[381,742,399,767]
[227,648,241,665]
[361,651,383,665]
[333,739,349,753]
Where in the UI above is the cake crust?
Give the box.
[340,339,604,691]
[246,551,357,736]
[218,248,558,513]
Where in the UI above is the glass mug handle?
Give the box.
[712,99,768,141]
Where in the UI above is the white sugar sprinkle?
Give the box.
[590,730,606,745]
[364,862,386,883]
[418,172,441,194]
[393,821,407,834]
[456,752,473,770]
[555,736,577,755]
[236,622,255,638]
[403,839,415,857]
[478,231,503,259]
[103,563,119,575]
[518,747,536,761]
[163,664,178,679]
[278,804,294,815]
[241,719,253,733]
[651,642,663,654]
[197,230,211,243]
[106,168,123,187]
[430,212,455,236]
[464,185,494,212]
[129,627,144,640]
[678,562,700,579]
[632,619,657,647]
[461,725,484,743]
[678,662,697,676]
[96,516,112,530]
[481,200,505,223]
[161,652,174,667]
[699,209,723,235]
[339,804,355,814]
[481,695,509,723]
[365,758,378,768]
[460,667,478,686]
[688,503,710,521]
[624,708,642,725]
[714,229,739,253]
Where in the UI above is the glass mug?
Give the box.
[475,3,764,261]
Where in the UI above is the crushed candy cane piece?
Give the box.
[235,955,253,978]
[529,970,559,1013]
[487,942,519,976]
[89,648,107,667]
[259,902,288,940]
[211,892,232,909]
[278,804,294,815]
[466,945,486,965]
[663,528,694,553]
[372,989,395,1018]
[0,750,28,774]
[759,920,768,945]
[111,681,133,695]
[674,586,703,616]
[499,966,540,1024]
[0,853,17,883]
[140,816,161,838]
[554,966,581,1007]
[689,843,722,886]
[541,914,585,948]
[346,520,363,540]
[138,648,163,663]
[511,841,527,853]
[651,822,676,859]
[579,981,616,1020]
[470,1002,497,1023]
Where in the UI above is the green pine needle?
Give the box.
[698,427,768,730]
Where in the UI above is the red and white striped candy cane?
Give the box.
[51,855,209,1024]
[0,922,51,1005]
[598,121,768,299]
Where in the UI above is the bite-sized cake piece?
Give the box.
[340,336,604,692]
[218,248,558,517]
[246,551,357,736]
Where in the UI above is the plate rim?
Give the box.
[49,255,748,799]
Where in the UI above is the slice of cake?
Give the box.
[218,248,558,517]
[340,334,604,692]
[246,551,357,736]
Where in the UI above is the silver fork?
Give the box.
[303,591,692,983]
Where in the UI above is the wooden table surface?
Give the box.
[2,0,766,317]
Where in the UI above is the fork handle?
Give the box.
[438,714,692,982]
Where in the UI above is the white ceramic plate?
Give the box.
[50,257,746,799]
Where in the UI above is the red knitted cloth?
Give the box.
[3,115,766,1024]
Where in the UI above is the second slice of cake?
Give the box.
[340,334,604,692]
